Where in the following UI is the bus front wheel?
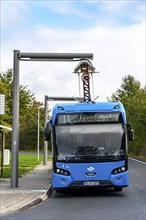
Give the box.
[55,189,64,193]
[114,187,123,192]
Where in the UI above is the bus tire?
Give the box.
[114,187,123,192]
[56,189,64,193]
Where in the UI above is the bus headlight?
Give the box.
[56,168,61,173]
[112,166,126,175]
[55,168,70,176]
[121,167,126,171]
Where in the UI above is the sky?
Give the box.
[0,0,145,106]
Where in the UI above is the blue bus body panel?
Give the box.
[53,161,128,189]
[51,102,126,125]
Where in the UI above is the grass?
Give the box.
[128,153,146,162]
[0,153,51,178]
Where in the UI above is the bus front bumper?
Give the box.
[52,171,128,189]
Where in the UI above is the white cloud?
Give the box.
[1,1,30,27]
[1,1,145,104]
[5,22,140,103]
[40,0,145,23]
[39,1,97,19]
[87,1,145,26]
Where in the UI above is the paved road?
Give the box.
[2,158,146,220]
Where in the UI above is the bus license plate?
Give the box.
[83,181,99,186]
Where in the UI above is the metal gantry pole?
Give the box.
[91,73,95,100]
[10,51,93,184]
[43,96,48,165]
[37,107,40,162]
[19,53,93,61]
[78,73,81,99]
[11,50,20,187]
[0,131,4,177]
[37,106,44,161]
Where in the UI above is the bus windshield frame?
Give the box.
[54,112,126,163]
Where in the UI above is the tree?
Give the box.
[109,75,146,156]
[0,69,13,126]
[0,69,46,150]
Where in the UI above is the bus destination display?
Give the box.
[56,112,121,125]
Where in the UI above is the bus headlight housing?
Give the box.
[55,168,70,176]
[112,166,126,175]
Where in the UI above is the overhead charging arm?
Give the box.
[74,60,96,102]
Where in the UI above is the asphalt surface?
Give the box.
[1,158,146,220]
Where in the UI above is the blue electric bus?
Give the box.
[45,101,134,192]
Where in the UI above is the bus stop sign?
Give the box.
[0,94,5,115]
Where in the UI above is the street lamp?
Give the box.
[37,106,44,161]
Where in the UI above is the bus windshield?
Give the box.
[55,124,126,162]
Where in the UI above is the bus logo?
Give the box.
[87,167,95,171]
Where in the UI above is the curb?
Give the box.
[19,184,53,212]
[129,157,146,164]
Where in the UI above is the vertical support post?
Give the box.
[43,96,48,165]
[11,50,20,187]
[0,131,4,177]
[37,107,40,161]
[78,73,81,99]
[37,106,44,161]
[91,73,95,100]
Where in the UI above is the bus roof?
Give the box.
[51,102,126,124]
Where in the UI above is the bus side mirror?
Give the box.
[127,123,134,141]
[44,120,51,141]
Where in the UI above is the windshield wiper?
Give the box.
[98,154,120,161]
[75,146,98,156]
[65,155,82,162]
[65,154,122,162]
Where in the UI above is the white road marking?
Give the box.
[129,157,146,165]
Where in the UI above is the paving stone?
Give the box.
[0,161,52,216]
